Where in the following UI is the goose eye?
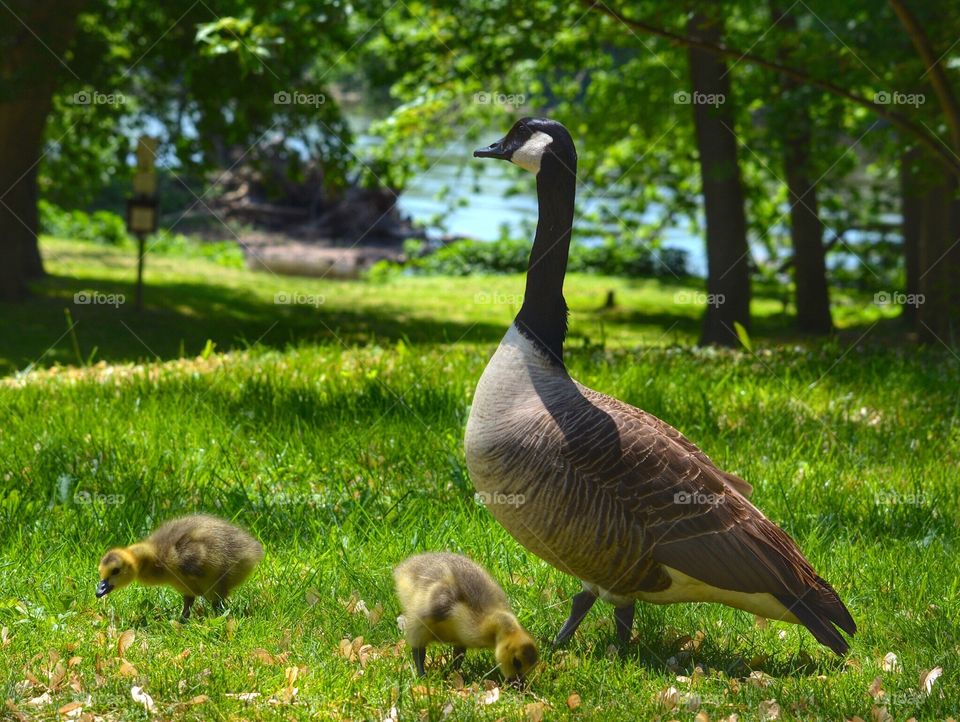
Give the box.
[513,657,522,671]
[111,568,120,576]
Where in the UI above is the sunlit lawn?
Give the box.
[0,239,957,720]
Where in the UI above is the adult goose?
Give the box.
[465,118,856,655]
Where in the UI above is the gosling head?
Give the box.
[96,548,137,598]
[474,117,576,176]
[494,628,539,684]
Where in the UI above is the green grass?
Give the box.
[0,238,958,720]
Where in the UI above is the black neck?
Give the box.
[515,153,576,365]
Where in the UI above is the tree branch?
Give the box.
[888,0,960,153]
[583,0,960,176]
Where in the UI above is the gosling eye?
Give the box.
[513,657,522,671]
[111,568,120,576]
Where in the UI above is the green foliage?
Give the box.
[38,200,131,246]
[147,233,246,268]
[397,237,688,278]
[38,202,244,268]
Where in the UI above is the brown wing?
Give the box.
[567,385,855,653]
[578,383,753,497]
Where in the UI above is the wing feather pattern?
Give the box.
[567,385,855,654]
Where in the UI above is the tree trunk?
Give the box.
[915,168,960,344]
[687,12,751,347]
[0,98,51,300]
[0,0,85,301]
[899,148,922,329]
[783,130,832,333]
[773,3,832,334]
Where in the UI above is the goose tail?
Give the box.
[775,576,856,655]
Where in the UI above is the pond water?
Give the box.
[350,119,709,276]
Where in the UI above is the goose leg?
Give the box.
[180,596,195,621]
[614,602,635,645]
[553,590,598,646]
[412,647,426,677]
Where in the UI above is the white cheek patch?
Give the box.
[511,131,553,174]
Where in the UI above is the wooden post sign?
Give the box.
[127,135,159,311]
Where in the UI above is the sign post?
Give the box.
[127,136,159,312]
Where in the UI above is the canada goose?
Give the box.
[97,514,264,620]
[393,552,538,682]
[466,118,856,655]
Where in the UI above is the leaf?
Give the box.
[118,661,138,677]
[252,648,276,665]
[524,701,545,721]
[130,685,156,713]
[920,667,942,695]
[481,686,500,705]
[58,701,84,717]
[867,676,884,699]
[760,699,781,720]
[733,322,752,352]
[190,695,209,705]
[747,671,774,688]
[117,629,135,657]
[566,693,581,710]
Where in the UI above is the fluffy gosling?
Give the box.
[393,552,538,683]
[97,514,263,619]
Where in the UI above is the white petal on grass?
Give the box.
[654,686,680,710]
[482,686,500,705]
[227,692,261,702]
[920,667,942,695]
[881,652,900,672]
[130,686,156,713]
[26,693,52,707]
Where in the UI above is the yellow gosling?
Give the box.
[394,552,538,683]
[97,514,263,619]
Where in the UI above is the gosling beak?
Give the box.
[474,137,510,160]
[96,580,113,598]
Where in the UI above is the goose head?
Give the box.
[474,117,576,176]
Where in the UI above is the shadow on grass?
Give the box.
[0,272,507,374]
[2,268,910,375]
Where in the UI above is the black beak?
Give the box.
[96,580,113,598]
[474,137,510,160]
